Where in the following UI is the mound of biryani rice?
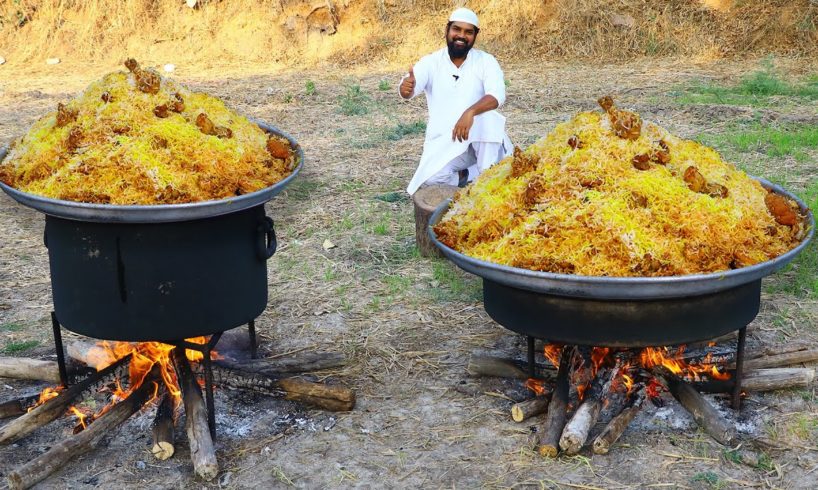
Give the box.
[434,97,807,277]
[0,59,297,205]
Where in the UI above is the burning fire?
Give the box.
[32,337,217,430]
[528,343,732,401]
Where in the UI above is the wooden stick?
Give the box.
[730,349,818,371]
[694,368,816,393]
[511,395,552,423]
[6,366,160,490]
[466,355,556,380]
[0,354,131,445]
[0,394,40,420]
[653,366,737,446]
[215,352,348,375]
[173,347,218,481]
[0,357,61,383]
[559,363,618,455]
[592,386,646,454]
[205,363,356,412]
[151,390,176,461]
[538,346,572,457]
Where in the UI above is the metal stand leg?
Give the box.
[202,354,216,439]
[50,312,69,387]
[732,327,747,410]
[527,336,536,378]
[248,320,258,359]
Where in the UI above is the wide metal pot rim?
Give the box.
[428,177,815,300]
[0,120,303,223]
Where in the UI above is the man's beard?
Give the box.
[447,37,473,58]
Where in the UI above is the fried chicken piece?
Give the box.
[510,146,538,178]
[101,91,112,103]
[651,140,671,164]
[66,127,83,151]
[153,104,170,118]
[580,176,603,189]
[266,136,291,159]
[196,113,217,136]
[630,192,648,208]
[567,135,583,149]
[56,103,78,127]
[124,58,161,94]
[171,93,185,113]
[522,176,546,207]
[683,166,706,193]
[214,126,233,139]
[598,95,641,140]
[632,153,651,170]
[764,191,799,226]
[704,183,728,198]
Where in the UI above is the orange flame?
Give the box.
[525,378,548,396]
[543,344,562,368]
[639,346,730,382]
[31,336,216,429]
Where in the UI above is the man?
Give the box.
[400,7,512,195]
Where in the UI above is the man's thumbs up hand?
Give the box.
[399,66,416,99]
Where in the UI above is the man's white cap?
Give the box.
[449,7,479,28]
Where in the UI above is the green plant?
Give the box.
[374,191,409,203]
[0,322,24,332]
[338,84,370,116]
[378,79,390,91]
[384,121,426,141]
[283,93,293,103]
[305,80,316,96]
[3,340,39,354]
[691,471,724,489]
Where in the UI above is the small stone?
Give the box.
[218,471,233,487]
[135,460,146,470]
[610,13,635,29]
[163,63,175,73]
[186,0,197,7]
[430,280,440,288]
[46,57,61,65]
[0,57,5,65]
[322,239,336,250]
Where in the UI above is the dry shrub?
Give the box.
[0,0,815,69]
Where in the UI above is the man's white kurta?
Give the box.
[404,47,510,194]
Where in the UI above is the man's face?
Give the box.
[446,21,477,59]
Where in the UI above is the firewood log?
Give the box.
[173,347,218,481]
[0,354,131,445]
[537,346,573,457]
[0,357,61,383]
[592,386,646,454]
[151,390,176,460]
[653,365,737,446]
[6,366,160,490]
[693,368,815,393]
[729,349,818,371]
[466,355,556,380]
[215,352,347,375]
[511,395,552,423]
[0,394,40,420]
[559,363,619,455]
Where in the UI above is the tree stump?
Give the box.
[413,184,458,257]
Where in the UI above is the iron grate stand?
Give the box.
[49,312,259,439]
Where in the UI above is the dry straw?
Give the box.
[0,0,815,69]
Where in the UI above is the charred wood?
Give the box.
[537,346,572,457]
[559,364,618,455]
[215,352,347,375]
[173,347,218,481]
[6,366,160,490]
[592,386,646,454]
[0,394,40,420]
[653,365,737,446]
[0,354,131,445]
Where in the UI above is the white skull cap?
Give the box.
[449,7,479,28]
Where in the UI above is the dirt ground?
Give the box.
[1,58,817,489]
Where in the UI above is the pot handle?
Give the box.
[257,216,277,260]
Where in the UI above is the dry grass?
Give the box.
[0,0,816,71]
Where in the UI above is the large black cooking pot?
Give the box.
[429,179,814,347]
[0,122,303,341]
